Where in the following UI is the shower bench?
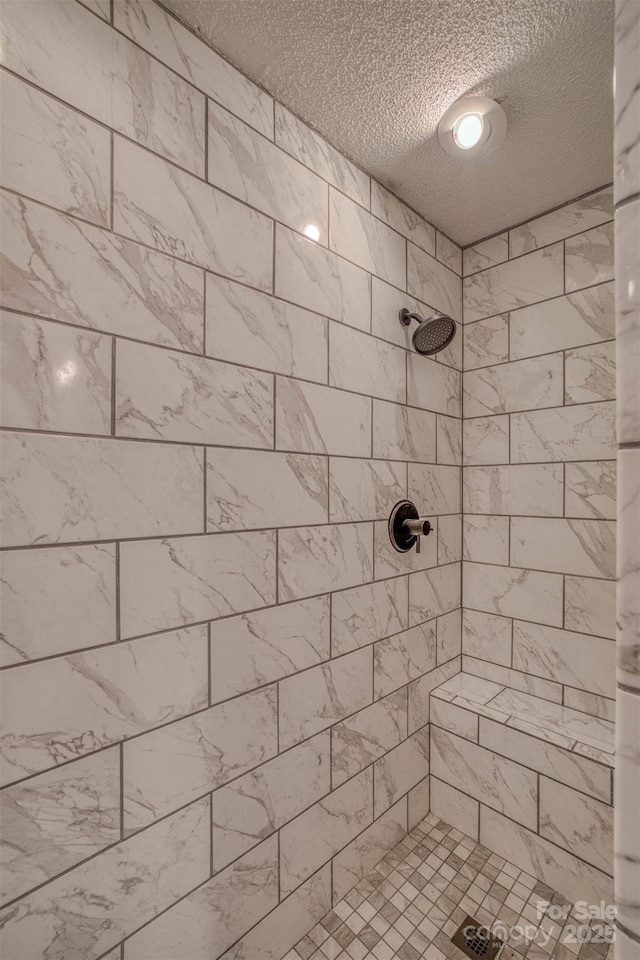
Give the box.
[427,673,614,907]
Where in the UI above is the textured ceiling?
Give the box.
[162,0,614,245]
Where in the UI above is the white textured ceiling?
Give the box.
[162,0,614,245]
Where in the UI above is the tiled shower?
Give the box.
[0,2,638,960]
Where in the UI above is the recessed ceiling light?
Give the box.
[302,223,321,242]
[438,96,507,158]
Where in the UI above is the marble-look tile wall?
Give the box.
[0,2,462,957]
[614,4,640,957]
[461,183,617,723]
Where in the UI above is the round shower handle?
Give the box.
[388,500,433,554]
[402,518,431,537]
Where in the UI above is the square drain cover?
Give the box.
[451,914,504,959]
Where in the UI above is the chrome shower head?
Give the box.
[400,308,457,356]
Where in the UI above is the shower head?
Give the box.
[400,308,457,356]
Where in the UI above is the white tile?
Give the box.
[612,687,640,937]
[205,275,328,383]
[374,729,430,817]
[0,312,111,434]
[510,401,616,462]
[78,0,111,20]
[463,464,564,517]
[372,400,436,462]
[615,199,640,443]
[329,458,405,523]
[276,377,371,457]
[436,232,462,275]
[208,100,328,239]
[463,562,563,626]
[433,673,505,705]
[332,800,407,901]
[430,778,479,839]
[0,544,115,666]
[371,183,435,255]
[539,778,613,873]
[119,531,276,638]
[114,0,273,137]
[330,323,406,403]
[463,514,510,566]
[563,689,615,722]
[408,563,461,625]
[565,341,616,404]
[210,596,330,701]
[407,353,461,416]
[0,431,203,547]
[463,244,563,323]
[437,415,462,465]
[279,648,373,749]
[332,689,408,786]
[0,626,208,785]
[436,607,462,663]
[463,355,564,416]
[0,798,211,960]
[275,104,369,207]
[408,464,461,515]
[463,234,509,277]
[407,244,462,322]
[207,449,327,531]
[278,522,373,601]
[114,137,272,289]
[617,449,640,690]
[464,315,509,370]
[565,221,614,291]
[512,621,615,698]
[407,658,461,732]
[565,575,615,639]
[438,514,462,565]
[0,71,110,225]
[330,189,406,288]
[615,1,640,202]
[510,517,616,578]
[331,578,408,656]
[430,698,478,741]
[0,0,205,175]
[462,609,512,666]
[510,283,614,359]
[509,188,613,256]
[374,517,438,578]
[371,277,433,351]
[123,687,278,830]
[565,461,616,519]
[462,657,562,705]
[373,622,436,699]
[463,415,509,465]
[407,778,430,831]
[491,688,614,753]
[1,191,205,352]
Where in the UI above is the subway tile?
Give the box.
[539,778,613,873]
[114,137,272,289]
[374,517,438,578]
[205,275,328,382]
[279,522,373,601]
[490,687,614,752]
[478,718,611,802]
[462,609,512,666]
[407,243,462,322]
[208,449,327,531]
[463,234,509,277]
[480,806,612,906]
[564,688,615,722]
[332,689,408,786]
[463,355,564,416]
[565,221,614,291]
[463,562,563,626]
[119,531,276,638]
[617,448,640,691]
[509,187,613,256]
[1,191,204,352]
[0,432,203,548]
[211,734,330,871]
[512,621,615,698]
[463,243,564,323]
[371,277,433,352]
[463,515,510,566]
[430,778,479,839]
[372,400,436,463]
[407,777,430,829]
[510,401,616,462]
[0,625,208,786]
[329,457,405,523]
[373,622,436,699]
[0,0,205,175]
[436,607,462,663]
[0,71,110,225]
[78,0,111,20]
[463,415,509,465]
[436,232,462,275]
[463,316,509,370]
[408,464,461,515]
[462,656,562,704]
[330,189,406,287]
[116,340,273,446]
[565,340,616,404]
[407,353,461,416]
[430,727,537,829]
[463,464,564,516]
[565,460,616,519]
[331,578,408,656]
[279,647,373,749]
[114,0,273,137]
[220,865,331,960]
[0,798,210,960]
[275,104,369,206]
[616,199,640,443]
[565,575,615,639]
[0,748,120,905]
[275,225,370,331]
[0,312,111,434]
[371,182,435,255]
[408,563,461,625]
[374,728,430,817]
[437,415,462,465]
[430,697,478,742]
[0,544,115,667]
[123,686,277,831]
[509,283,614,359]
[124,836,279,960]
[280,769,373,896]
[208,100,328,239]
[330,323,406,403]
[332,800,407,901]
[276,378,371,457]
[510,516,616,578]
[210,596,330,701]
[407,658,461,733]
[438,514,462,565]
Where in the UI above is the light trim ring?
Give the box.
[438,96,507,158]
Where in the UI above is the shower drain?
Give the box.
[451,914,504,959]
